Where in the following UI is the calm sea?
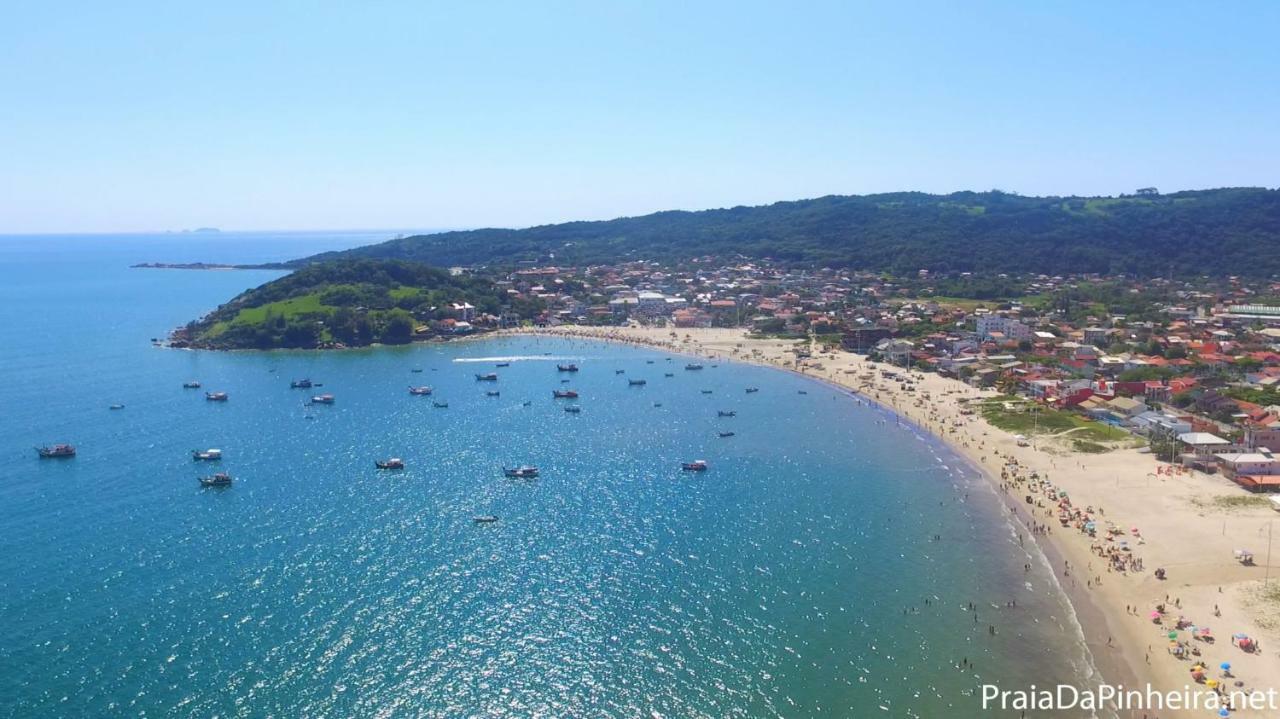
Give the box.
[0,232,1100,717]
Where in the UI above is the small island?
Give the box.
[171,259,540,349]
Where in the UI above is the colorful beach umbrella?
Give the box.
[1168,631,1178,639]
[1220,662,1230,671]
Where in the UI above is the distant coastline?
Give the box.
[132,261,288,270]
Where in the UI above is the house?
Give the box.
[450,302,475,321]
[1217,451,1280,478]
[1177,432,1234,457]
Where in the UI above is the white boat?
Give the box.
[192,448,222,461]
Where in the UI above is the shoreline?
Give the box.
[494,326,1280,718]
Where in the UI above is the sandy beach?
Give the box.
[498,325,1280,718]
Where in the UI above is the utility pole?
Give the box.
[1267,520,1274,587]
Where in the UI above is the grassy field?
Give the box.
[978,397,1131,443]
[204,293,330,337]
[906,296,1005,311]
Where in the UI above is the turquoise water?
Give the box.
[0,234,1098,717]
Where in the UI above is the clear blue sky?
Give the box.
[1,1,1276,233]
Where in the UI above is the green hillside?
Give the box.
[291,188,1280,277]
[177,260,518,349]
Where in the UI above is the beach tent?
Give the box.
[1270,495,1280,512]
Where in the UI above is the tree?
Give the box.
[380,309,415,344]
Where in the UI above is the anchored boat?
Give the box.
[557,363,579,372]
[182,381,201,389]
[290,378,313,389]
[205,391,228,401]
[35,444,76,458]
[199,472,233,487]
[192,448,222,461]
[681,460,709,472]
[375,458,405,470]
[310,394,335,404]
[409,386,433,395]
[503,466,540,478]
[475,372,498,381]
[553,389,578,399]
[628,379,647,386]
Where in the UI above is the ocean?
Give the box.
[0,232,1100,717]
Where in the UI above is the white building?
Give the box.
[975,315,1031,341]
[1217,451,1280,478]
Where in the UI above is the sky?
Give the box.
[1,1,1277,233]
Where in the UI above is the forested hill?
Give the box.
[176,260,513,349]
[292,188,1280,277]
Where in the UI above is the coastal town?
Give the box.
[438,260,1280,493]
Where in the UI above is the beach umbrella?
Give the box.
[1150,611,1162,619]
[1206,679,1218,688]
[1168,631,1179,639]
[1220,662,1230,671]
[1219,708,1229,717]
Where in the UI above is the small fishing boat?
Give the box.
[664,372,674,377]
[503,466,540,478]
[653,402,663,407]
[495,362,511,367]
[310,394,335,404]
[35,444,76,458]
[475,372,498,381]
[628,379,647,386]
[109,404,125,410]
[718,431,735,438]
[718,410,736,417]
[701,390,713,394]
[522,400,532,406]
[411,368,424,373]
[646,360,655,364]
[375,458,405,470]
[433,400,449,408]
[486,390,500,397]
[409,386,433,395]
[797,390,808,395]
[745,387,759,393]
[473,515,499,524]
[182,381,201,389]
[553,389,579,399]
[557,363,579,372]
[615,369,625,375]
[681,460,709,472]
[192,448,222,461]
[564,405,582,413]
[685,363,704,370]
[198,472,233,487]
[559,378,571,383]
[205,391,229,401]
[290,378,313,389]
